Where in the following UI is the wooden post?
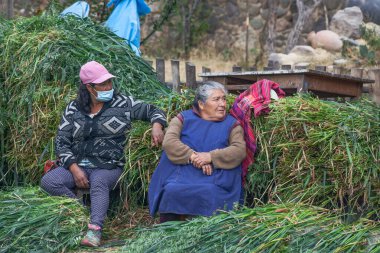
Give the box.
[156,58,165,83]
[368,69,380,105]
[333,65,342,75]
[315,65,327,72]
[171,59,180,92]
[272,61,280,70]
[294,63,309,69]
[201,66,210,81]
[281,65,292,70]
[185,62,196,89]
[351,68,367,93]
[350,68,363,78]
[7,0,13,18]
[232,66,242,72]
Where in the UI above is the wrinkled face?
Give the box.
[198,89,227,121]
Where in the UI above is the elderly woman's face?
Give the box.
[198,89,227,121]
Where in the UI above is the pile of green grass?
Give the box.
[0,8,170,185]
[0,187,88,252]
[248,96,380,219]
[122,203,380,253]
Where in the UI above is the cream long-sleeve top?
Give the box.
[162,116,246,169]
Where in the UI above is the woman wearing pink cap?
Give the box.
[41,60,167,247]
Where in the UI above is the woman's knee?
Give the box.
[40,173,54,192]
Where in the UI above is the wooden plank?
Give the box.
[315,65,327,72]
[201,66,210,81]
[185,62,196,89]
[171,59,180,92]
[232,66,242,72]
[156,58,165,83]
[204,76,228,85]
[258,74,303,90]
[305,75,362,97]
[369,69,380,105]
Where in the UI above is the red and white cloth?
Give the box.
[230,79,286,183]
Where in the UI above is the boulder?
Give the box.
[329,7,363,39]
[347,0,380,25]
[307,30,343,52]
[268,48,338,68]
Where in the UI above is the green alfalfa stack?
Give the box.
[0,8,170,186]
[0,187,88,252]
[122,203,380,252]
[248,95,380,219]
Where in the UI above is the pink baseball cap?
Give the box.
[79,61,115,84]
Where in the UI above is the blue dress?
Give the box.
[148,110,242,217]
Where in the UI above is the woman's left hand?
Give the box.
[191,152,212,168]
[151,122,165,147]
[202,164,213,176]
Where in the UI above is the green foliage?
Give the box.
[122,203,380,253]
[248,95,380,218]
[345,26,380,66]
[0,11,170,186]
[0,187,88,252]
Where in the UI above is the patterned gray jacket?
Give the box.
[55,94,167,170]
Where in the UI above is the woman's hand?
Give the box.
[191,152,212,168]
[69,164,89,189]
[202,164,213,176]
[151,122,165,147]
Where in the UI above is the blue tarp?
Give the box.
[60,0,150,56]
[60,1,90,18]
[105,0,151,56]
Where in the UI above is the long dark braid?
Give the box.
[76,82,92,114]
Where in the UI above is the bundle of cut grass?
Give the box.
[0,187,88,252]
[122,203,380,252]
[248,95,380,218]
[0,7,170,185]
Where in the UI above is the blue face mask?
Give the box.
[95,89,114,102]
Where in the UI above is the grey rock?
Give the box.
[251,17,264,30]
[276,6,288,18]
[249,3,261,17]
[329,6,363,39]
[348,0,380,24]
[289,45,316,57]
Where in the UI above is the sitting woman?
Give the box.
[149,81,246,222]
[41,61,166,247]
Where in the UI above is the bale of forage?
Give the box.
[247,95,380,219]
[123,203,380,253]
[0,10,170,185]
[0,187,88,252]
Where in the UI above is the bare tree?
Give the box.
[180,0,201,59]
[266,0,278,54]
[285,0,322,53]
